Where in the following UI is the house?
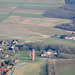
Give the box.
[41,50,57,57]
[41,52,46,57]
[13,40,18,44]
[0,68,10,75]
[65,36,75,40]
[19,42,24,45]
[5,54,9,58]
[0,48,3,51]
[15,59,19,63]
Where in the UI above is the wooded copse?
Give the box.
[65,0,75,4]
[55,18,75,31]
[16,42,75,58]
[55,23,75,31]
[43,0,75,19]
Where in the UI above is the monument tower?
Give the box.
[32,49,35,61]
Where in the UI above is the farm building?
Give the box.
[0,48,3,51]
[41,49,57,57]
[15,59,19,63]
[5,54,9,58]
[65,36,75,40]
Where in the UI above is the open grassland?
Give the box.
[59,65,75,75]
[13,63,47,75]
[13,51,41,62]
[43,37,75,46]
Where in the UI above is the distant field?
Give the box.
[43,37,75,46]
[0,15,71,41]
[13,63,47,75]
[59,65,75,75]
[0,0,73,43]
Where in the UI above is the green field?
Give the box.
[43,37,75,46]
[13,63,47,75]
[59,65,75,75]
[12,13,43,18]
[21,2,65,8]
[0,15,8,22]
[13,51,41,62]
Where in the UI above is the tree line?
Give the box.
[43,0,75,19]
[55,18,75,31]
[16,42,75,58]
[65,0,75,4]
[55,23,75,31]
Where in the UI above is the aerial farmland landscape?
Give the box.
[0,0,75,75]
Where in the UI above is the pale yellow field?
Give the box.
[2,16,71,27]
[13,63,47,75]
[0,15,72,41]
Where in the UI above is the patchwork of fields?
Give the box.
[0,0,73,44]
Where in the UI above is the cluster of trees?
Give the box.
[55,23,75,31]
[65,0,75,4]
[55,18,75,31]
[25,42,75,54]
[16,42,75,58]
[43,0,75,19]
[0,59,15,67]
[0,50,16,59]
[43,8,75,19]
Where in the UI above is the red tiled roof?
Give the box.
[47,49,52,52]
[0,68,10,72]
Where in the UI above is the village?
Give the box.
[0,32,75,75]
[0,39,58,75]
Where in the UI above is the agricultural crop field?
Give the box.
[48,59,75,75]
[13,51,41,62]
[13,63,47,75]
[59,65,75,75]
[58,59,75,75]
[0,0,73,43]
